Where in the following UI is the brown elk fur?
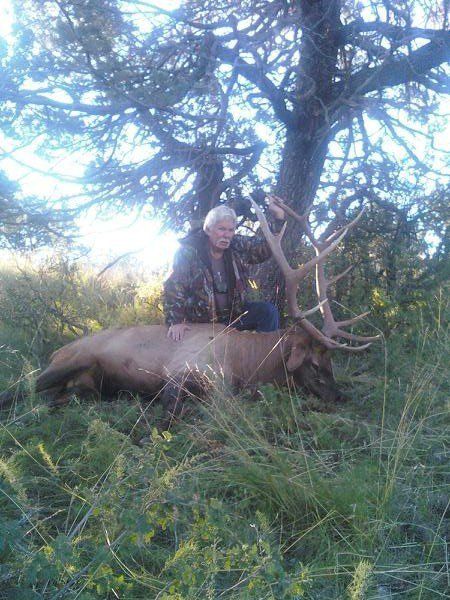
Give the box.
[31,323,341,412]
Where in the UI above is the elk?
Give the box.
[1,198,378,422]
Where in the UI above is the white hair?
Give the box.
[203,205,237,231]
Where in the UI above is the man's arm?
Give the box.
[163,247,192,327]
[232,234,273,264]
[163,247,195,341]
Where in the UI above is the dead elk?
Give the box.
[31,322,343,415]
[0,198,378,422]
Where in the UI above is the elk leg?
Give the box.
[47,385,98,408]
[48,392,74,408]
[47,370,100,408]
[40,389,66,408]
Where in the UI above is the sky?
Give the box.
[0,0,181,272]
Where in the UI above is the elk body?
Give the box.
[34,322,341,411]
[0,196,378,419]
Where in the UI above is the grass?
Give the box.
[0,281,449,598]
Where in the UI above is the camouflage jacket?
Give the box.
[163,230,273,326]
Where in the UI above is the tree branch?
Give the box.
[341,20,450,45]
[0,91,130,115]
[214,44,295,127]
[340,35,450,98]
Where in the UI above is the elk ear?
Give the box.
[286,345,307,371]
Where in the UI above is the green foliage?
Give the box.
[0,263,449,598]
[347,560,373,600]
[0,256,164,392]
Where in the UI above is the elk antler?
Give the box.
[252,196,380,351]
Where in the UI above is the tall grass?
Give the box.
[0,256,165,396]
[0,261,448,598]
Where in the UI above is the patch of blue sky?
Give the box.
[0,1,13,38]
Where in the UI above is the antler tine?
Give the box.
[328,265,354,287]
[267,195,311,226]
[297,318,373,351]
[295,317,350,349]
[251,199,345,286]
[324,208,365,244]
[333,330,381,342]
[250,199,290,274]
[337,312,370,327]
[336,342,372,352]
[252,198,336,321]
[268,221,348,330]
[272,196,365,253]
[286,297,329,321]
[270,195,355,256]
[301,298,329,317]
[336,311,381,342]
[317,275,379,348]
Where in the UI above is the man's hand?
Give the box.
[266,195,285,220]
[167,323,191,342]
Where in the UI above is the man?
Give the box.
[164,196,285,341]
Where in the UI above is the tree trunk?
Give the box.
[259,129,332,320]
[257,1,342,317]
[277,130,330,212]
[190,156,224,229]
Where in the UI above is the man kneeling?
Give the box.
[164,200,285,342]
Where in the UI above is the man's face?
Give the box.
[205,219,236,252]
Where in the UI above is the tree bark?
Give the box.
[190,155,224,229]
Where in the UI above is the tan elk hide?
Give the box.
[33,322,341,407]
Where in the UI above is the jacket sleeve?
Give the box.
[163,246,194,326]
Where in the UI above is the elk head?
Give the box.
[252,195,379,398]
